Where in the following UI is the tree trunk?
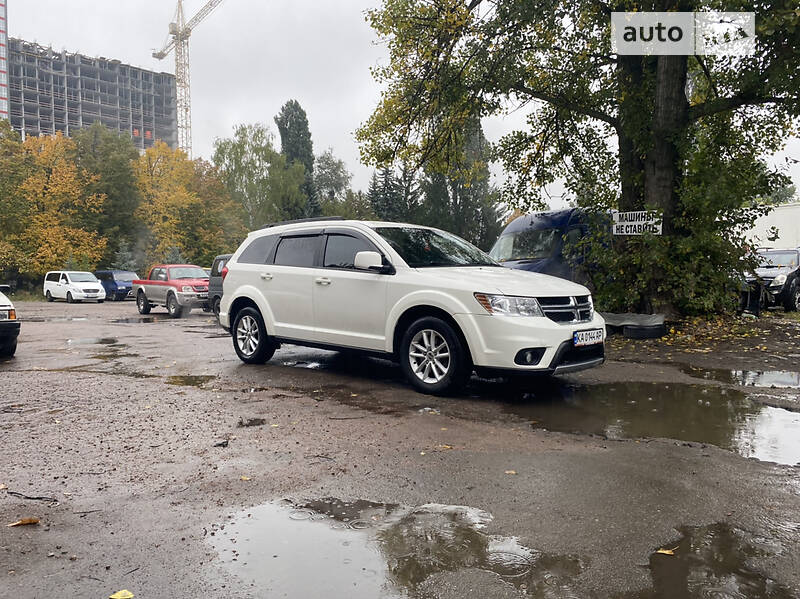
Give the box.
[616,55,646,212]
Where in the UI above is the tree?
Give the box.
[368,168,406,221]
[213,123,306,227]
[72,123,142,265]
[14,133,107,275]
[763,183,797,205]
[357,0,800,315]
[315,148,352,206]
[274,100,318,216]
[111,240,140,272]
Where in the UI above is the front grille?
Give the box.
[84,288,99,293]
[193,285,208,292]
[537,295,593,324]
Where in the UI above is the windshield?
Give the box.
[757,251,798,268]
[113,271,138,282]
[489,228,559,262]
[68,272,99,283]
[169,267,209,280]
[375,227,498,268]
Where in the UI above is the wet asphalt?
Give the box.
[0,301,799,598]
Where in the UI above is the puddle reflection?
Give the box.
[680,365,800,389]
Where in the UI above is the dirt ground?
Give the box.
[1,301,798,599]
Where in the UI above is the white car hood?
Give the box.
[414,266,590,297]
[70,281,102,291]
[0,290,12,308]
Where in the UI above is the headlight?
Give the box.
[182,286,193,293]
[772,274,786,287]
[474,293,544,317]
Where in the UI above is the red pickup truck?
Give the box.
[132,264,210,318]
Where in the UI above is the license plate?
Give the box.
[198,294,208,299]
[574,329,603,347]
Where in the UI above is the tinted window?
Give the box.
[46,272,59,282]
[239,236,277,265]
[274,235,321,267]
[211,258,227,276]
[324,235,374,269]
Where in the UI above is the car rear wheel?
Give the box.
[400,316,470,395]
[46,291,53,302]
[212,297,221,320]
[167,293,185,318]
[784,280,799,312]
[232,307,275,364]
[137,291,151,314]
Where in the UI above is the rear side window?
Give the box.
[211,258,227,276]
[46,272,59,282]
[324,235,374,269]
[274,235,321,268]
[238,236,277,265]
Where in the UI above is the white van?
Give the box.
[43,271,106,303]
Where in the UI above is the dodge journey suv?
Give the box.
[219,219,605,395]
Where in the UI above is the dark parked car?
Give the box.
[489,209,591,282]
[745,248,800,312]
[94,270,139,301]
[208,254,232,318]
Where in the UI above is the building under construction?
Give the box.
[4,37,177,150]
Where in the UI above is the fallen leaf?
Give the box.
[504,470,517,475]
[240,476,251,481]
[419,451,426,455]
[0,483,7,490]
[440,427,448,431]
[656,546,678,556]
[109,591,134,599]
[7,517,40,527]
[270,424,280,428]
[350,393,358,397]
[436,444,453,450]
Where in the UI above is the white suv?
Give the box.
[220,219,605,395]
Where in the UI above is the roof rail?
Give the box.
[259,216,345,229]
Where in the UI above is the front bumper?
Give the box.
[0,320,21,343]
[72,290,106,300]
[454,312,606,373]
[176,291,208,308]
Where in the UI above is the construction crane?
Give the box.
[153,0,226,157]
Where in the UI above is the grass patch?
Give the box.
[6,290,46,302]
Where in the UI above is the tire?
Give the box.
[783,280,799,312]
[46,290,53,302]
[623,324,666,339]
[167,293,184,319]
[232,306,276,364]
[212,296,221,320]
[399,316,471,395]
[0,339,16,358]
[66,292,74,304]
[98,300,104,304]
[137,290,151,314]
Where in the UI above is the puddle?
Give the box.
[237,417,266,427]
[112,316,169,324]
[281,360,325,369]
[209,499,584,597]
[66,337,119,346]
[680,365,800,389]
[23,316,89,323]
[89,350,140,362]
[165,374,216,387]
[501,382,800,466]
[626,522,795,598]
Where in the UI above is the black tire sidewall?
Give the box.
[784,280,799,312]
[167,293,182,318]
[232,307,275,364]
[400,316,469,395]
[213,297,221,318]
[66,292,73,304]
[46,291,53,302]
[137,291,151,314]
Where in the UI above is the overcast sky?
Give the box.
[8,0,799,205]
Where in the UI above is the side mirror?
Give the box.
[354,251,384,272]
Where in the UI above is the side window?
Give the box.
[274,235,321,268]
[564,228,583,246]
[60,274,68,284]
[324,234,374,269]
[46,273,58,282]
[238,235,277,265]
[150,268,163,281]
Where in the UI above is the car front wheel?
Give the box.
[400,316,470,395]
[137,291,151,314]
[784,280,799,312]
[46,291,53,302]
[167,293,185,318]
[232,307,276,364]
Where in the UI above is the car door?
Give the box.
[313,232,389,351]
[265,233,323,341]
[56,273,69,299]
[149,268,167,303]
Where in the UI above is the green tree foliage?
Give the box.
[72,123,141,264]
[762,183,797,205]
[357,0,800,315]
[274,100,319,217]
[315,148,352,205]
[368,168,406,221]
[213,124,307,227]
[111,240,140,272]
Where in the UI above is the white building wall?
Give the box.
[748,203,800,249]
[0,1,8,120]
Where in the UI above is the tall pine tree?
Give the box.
[274,100,319,217]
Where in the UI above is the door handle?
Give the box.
[315,277,331,286]
[260,272,273,281]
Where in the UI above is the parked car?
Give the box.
[220,219,605,395]
[94,270,139,301]
[43,271,106,303]
[745,248,800,312]
[488,208,592,282]
[208,254,232,319]
[0,285,20,357]
[132,264,209,318]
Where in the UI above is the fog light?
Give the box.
[514,348,545,366]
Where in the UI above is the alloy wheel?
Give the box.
[408,329,451,384]
[236,315,260,357]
